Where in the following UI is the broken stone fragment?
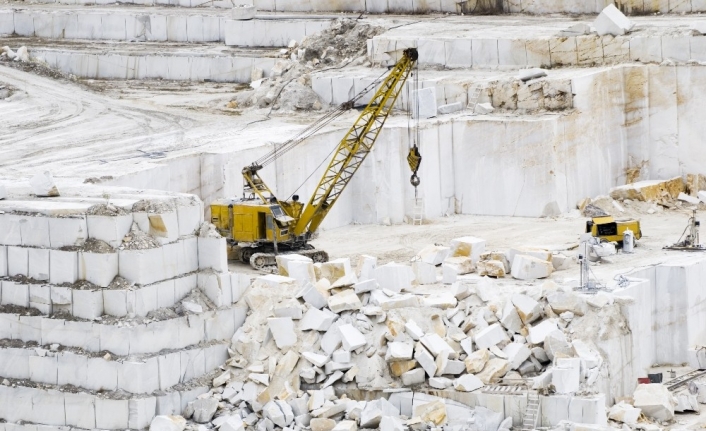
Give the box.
[30,171,60,197]
[189,398,219,424]
[379,415,405,431]
[454,374,484,392]
[476,358,510,384]
[412,260,437,285]
[385,341,414,362]
[405,319,424,341]
[299,282,328,309]
[500,301,523,333]
[401,368,426,385]
[449,236,486,260]
[321,258,354,283]
[547,292,587,316]
[414,400,447,425]
[263,400,295,428]
[149,415,187,431]
[331,419,357,431]
[474,323,509,349]
[389,359,417,377]
[356,254,377,281]
[477,260,506,277]
[442,256,475,284]
[511,293,542,324]
[527,319,559,344]
[310,418,336,431]
[339,323,366,351]
[511,254,553,280]
[300,307,338,332]
[415,345,437,377]
[328,289,362,313]
[633,384,676,422]
[420,333,453,357]
[503,342,531,370]
[417,244,451,265]
[608,402,641,425]
[374,262,415,293]
[474,103,494,115]
[268,317,297,349]
[465,349,490,373]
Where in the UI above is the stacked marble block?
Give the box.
[0,193,250,430]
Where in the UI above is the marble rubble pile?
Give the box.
[229,19,384,112]
[0,46,30,62]
[0,185,250,429]
[163,234,614,430]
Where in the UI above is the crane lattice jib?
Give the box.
[293,48,419,236]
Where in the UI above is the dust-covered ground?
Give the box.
[230,205,706,285]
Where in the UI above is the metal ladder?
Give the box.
[412,198,424,225]
[468,84,484,112]
[521,390,540,431]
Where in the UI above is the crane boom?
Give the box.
[210,47,420,270]
[293,48,419,236]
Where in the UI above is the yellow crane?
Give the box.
[210,48,421,270]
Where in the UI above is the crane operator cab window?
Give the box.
[270,205,295,234]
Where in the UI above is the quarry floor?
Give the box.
[230,208,706,284]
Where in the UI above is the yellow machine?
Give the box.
[585,216,642,245]
[211,48,420,270]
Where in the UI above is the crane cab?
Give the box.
[210,198,295,245]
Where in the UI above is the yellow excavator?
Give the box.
[210,48,421,270]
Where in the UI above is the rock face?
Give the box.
[633,384,676,421]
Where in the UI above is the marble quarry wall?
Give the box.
[10,0,706,14]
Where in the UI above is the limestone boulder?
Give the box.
[417,244,451,265]
[30,171,60,197]
[593,4,635,36]
[477,260,506,278]
[633,384,676,422]
[449,236,486,261]
[511,254,553,280]
[465,349,490,374]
